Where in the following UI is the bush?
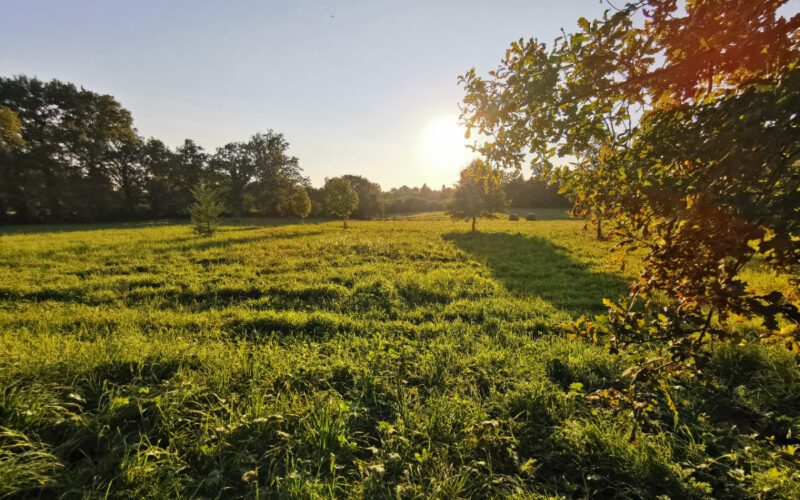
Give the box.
[509,213,520,221]
[526,213,537,221]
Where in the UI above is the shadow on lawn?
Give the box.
[0,216,332,237]
[153,228,329,254]
[444,231,629,315]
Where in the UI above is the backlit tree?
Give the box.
[447,159,507,232]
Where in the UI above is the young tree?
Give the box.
[447,159,507,231]
[323,177,359,228]
[288,186,312,221]
[189,182,224,237]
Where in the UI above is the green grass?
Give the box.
[1,213,798,498]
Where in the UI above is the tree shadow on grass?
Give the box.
[444,231,630,316]
[151,228,329,254]
[0,216,331,236]
[0,219,180,236]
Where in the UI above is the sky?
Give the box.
[0,0,611,189]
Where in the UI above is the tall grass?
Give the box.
[0,214,797,497]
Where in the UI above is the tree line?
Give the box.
[0,76,566,225]
[0,76,309,223]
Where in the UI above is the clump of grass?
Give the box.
[0,428,62,497]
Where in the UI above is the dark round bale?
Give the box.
[509,213,520,221]
[526,213,537,221]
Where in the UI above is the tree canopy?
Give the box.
[0,106,23,152]
[209,132,305,216]
[288,186,312,220]
[340,174,385,219]
[460,0,800,414]
[0,76,308,223]
[323,177,359,228]
[447,159,507,231]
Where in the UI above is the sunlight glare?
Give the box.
[418,114,475,182]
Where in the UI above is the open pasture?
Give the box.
[1,213,798,498]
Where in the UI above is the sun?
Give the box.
[418,114,475,179]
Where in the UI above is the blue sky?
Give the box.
[1,1,609,188]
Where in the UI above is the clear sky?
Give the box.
[0,0,609,189]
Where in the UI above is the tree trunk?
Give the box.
[43,167,62,221]
[471,216,476,232]
[343,217,348,229]
[596,213,603,240]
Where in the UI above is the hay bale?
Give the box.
[508,213,520,221]
[526,213,537,221]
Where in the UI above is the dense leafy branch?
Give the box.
[461,0,800,434]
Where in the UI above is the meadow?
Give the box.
[1,211,798,498]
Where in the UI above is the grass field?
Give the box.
[1,211,798,498]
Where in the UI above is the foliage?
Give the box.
[1,215,798,497]
[0,76,136,222]
[323,177,359,228]
[288,186,313,220]
[502,171,568,208]
[341,174,385,219]
[384,184,451,214]
[447,159,507,231]
[460,0,800,432]
[0,106,23,152]
[0,76,308,223]
[210,132,306,216]
[189,182,225,236]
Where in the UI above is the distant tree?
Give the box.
[341,174,384,219]
[502,170,568,209]
[246,132,307,215]
[384,184,450,214]
[306,186,327,216]
[209,141,255,216]
[323,177,359,228]
[172,140,209,216]
[0,106,23,152]
[0,76,136,222]
[106,135,149,218]
[0,107,24,222]
[140,138,177,217]
[189,182,224,236]
[288,186,312,221]
[447,159,507,231]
